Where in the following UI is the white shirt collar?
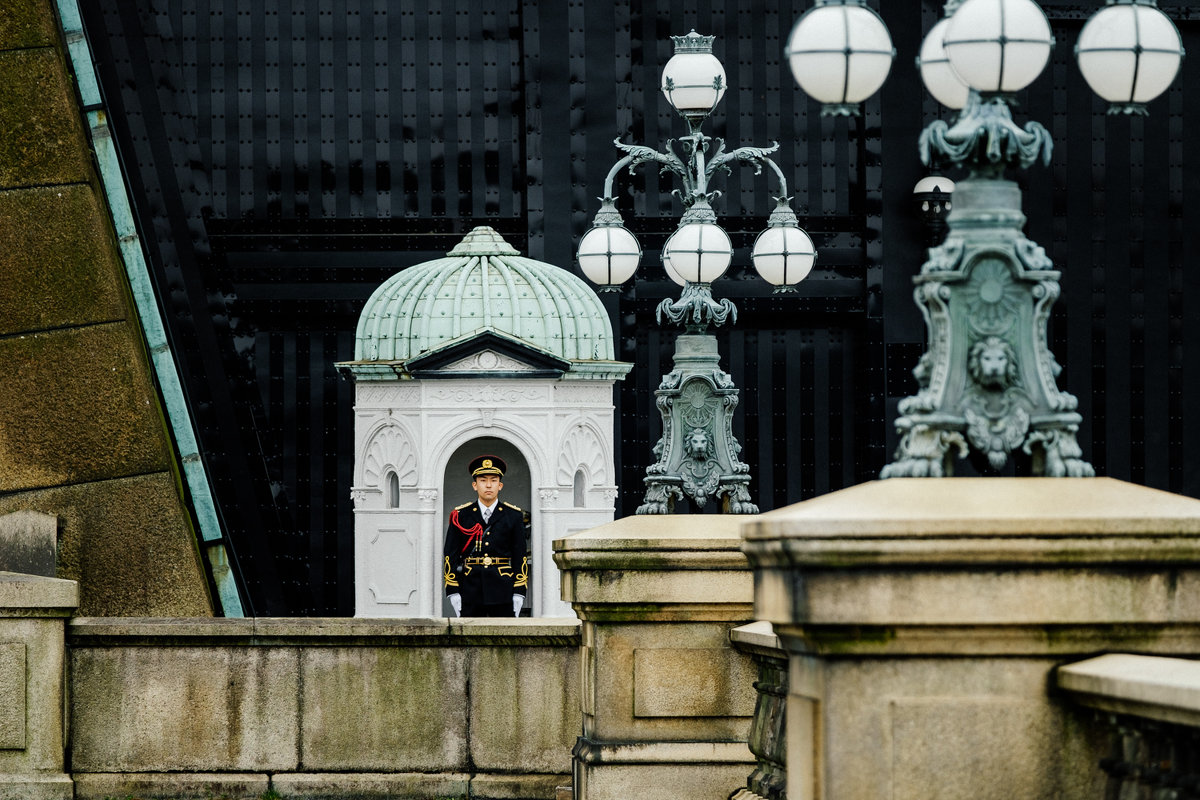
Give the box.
[480,499,499,517]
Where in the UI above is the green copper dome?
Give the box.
[354,226,616,364]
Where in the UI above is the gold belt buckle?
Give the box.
[483,556,492,567]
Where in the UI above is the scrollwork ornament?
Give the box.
[921,238,965,274]
[707,141,780,179]
[719,480,758,514]
[1024,428,1095,477]
[919,95,1053,176]
[1015,237,1055,273]
[1030,278,1074,412]
[880,424,968,479]
[637,481,684,515]
[656,283,738,330]
[658,369,683,391]
[615,138,688,183]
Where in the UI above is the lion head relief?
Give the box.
[968,336,1019,391]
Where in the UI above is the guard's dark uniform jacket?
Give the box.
[443,500,529,613]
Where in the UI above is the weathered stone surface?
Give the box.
[0,49,89,189]
[469,646,579,773]
[890,698,1051,800]
[577,761,750,800]
[588,621,754,743]
[271,772,470,800]
[745,477,1200,638]
[0,475,210,616]
[0,774,72,800]
[0,511,57,577]
[0,644,26,750]
[0,571,77,610]
[470,773,569,799]
[0,616,70,775]
[73,772,270,800]
[746,476,1200,540]
[0,0,56,49]
[300,646,468,771]
[794,657,1104,800]
[0,324,174,493]
[557,515,758,799]
[0,186,128,337]
[633,646,756,718]
[555,514,753,613]
[65,623,582,789]
[740,477,1192,800]
[69,645,299,772]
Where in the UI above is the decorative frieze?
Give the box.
[427,385,550,405]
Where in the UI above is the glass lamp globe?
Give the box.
[661,30,727,121]
[918,17,971,110]
[661,250,688,287]
[943,0,1053,94]
[663,222,733,284]
[577,224,642,289]
[1076,1,1183,115]
[786,1,895,116]
[751,225,817,291]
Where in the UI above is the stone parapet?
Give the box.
[555,515,756,800]
[0,571,78,800]
[742,477,1200,800]
[1058,654,1200,798]
[730,622,787,800]
[1058,653,1200,727]
[68,618,579,798]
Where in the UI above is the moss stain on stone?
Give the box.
[810,626,897,653]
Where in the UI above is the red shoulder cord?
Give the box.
[450,509,484,553]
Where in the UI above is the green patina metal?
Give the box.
[637,335,755,514]
[599,34,796,515]
[54,0,244,615]
[882,90,1095,479]
[351,226,619,370]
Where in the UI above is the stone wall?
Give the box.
[0,0,211,614]
[66,617,580,800]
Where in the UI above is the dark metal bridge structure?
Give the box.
[80,0,1200,614]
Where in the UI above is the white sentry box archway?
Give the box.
[339,228,631,618]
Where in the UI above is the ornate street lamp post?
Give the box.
[789,0,1182,478]
[577,31,817,515]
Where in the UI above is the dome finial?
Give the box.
[447,226,521,257]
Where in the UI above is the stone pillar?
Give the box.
[554,516,758,800]
[742,477,1200,800]
[0,571,78,800]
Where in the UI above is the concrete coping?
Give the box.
[554,514,754,571]
[1058,653,1200,728]
[0,570,78,612]
[730,620,785,659]
[742,478,1200,567]
[68,616,580,647]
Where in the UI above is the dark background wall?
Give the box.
[76,0,1200,615]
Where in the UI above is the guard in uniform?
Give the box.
[443,455,530,617]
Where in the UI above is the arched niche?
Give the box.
[438,436,532,617]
